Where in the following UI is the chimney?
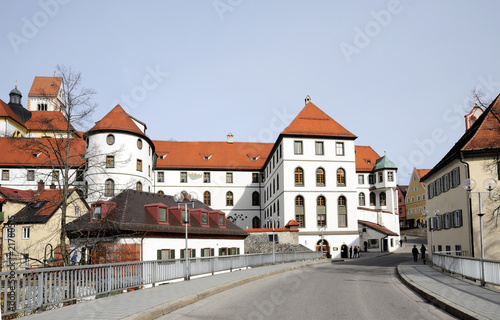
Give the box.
[227,133,234,144]
[37,180,45,192]
[305,95,311,105]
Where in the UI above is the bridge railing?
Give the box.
[0,251,322,317]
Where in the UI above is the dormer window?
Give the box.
[92,205,102,221]
[201,212,208,225]
[247,155,260,161]
[145,203,169,224]
[201,154,213,161]
[218,214,225,227]
[159,207,167,222]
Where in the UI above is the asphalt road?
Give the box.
[159,241,457,320]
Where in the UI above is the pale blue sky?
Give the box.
[2,1,500,182]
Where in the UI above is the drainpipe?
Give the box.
[459,152,474,257]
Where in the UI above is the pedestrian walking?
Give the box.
[349,246,353,259]
[404,233,407,241]
[399,239,403,247]
[353,246,358,258]
[412,245,419,262]
[420,244,427,264]
[357,246,360,258]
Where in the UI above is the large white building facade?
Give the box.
[0,79,401,258]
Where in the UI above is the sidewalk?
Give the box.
[397,262,500,320]
[22,259,329,320]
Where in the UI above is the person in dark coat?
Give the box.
[420,244,427,264]
[353,246,358,258]
[412,245,419,262]
[349,246,353,259]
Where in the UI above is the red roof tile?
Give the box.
[359,220,398,236]
[24,111,77,133]
[462,97,500,151]
[0,99,25,126]
[282,102,357,138]
[0,187,35,202]
[355,146,380,172]
[154,140,273,170]
[28,77,62,97]
[285,219,300,227]
[89,105,144,136]
[415,169,431,179]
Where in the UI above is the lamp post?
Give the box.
[266,216,279,264]
[462,178,497,286]
[423,209,439,256]
[43,243,55,267]
[174,191,198,281]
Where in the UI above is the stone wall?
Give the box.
[244,232,310,254]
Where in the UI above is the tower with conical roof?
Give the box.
[84,105,155,201]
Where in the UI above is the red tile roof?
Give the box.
[0,137,85,167]
[246,228,299,233]
[0,99,25,126]
[359,220,398,236]
[24,111,77,133]
[88,105,145,136]
[0,187,35,202]
[154,140,273,170]
[281,102,357,138]
[285,219,300,227]
[355,146,380,172]
[28,77,62,97]
[415,169,431,179]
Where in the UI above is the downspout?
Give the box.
[459,152,474,257]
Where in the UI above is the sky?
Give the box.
[2,0,500,183]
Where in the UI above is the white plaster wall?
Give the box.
[0,167,83,190]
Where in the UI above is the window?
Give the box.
[316,168,325,186]
[157,172,164,182]
[368,174,375,184]
[226,172,233,183]
[37,103,47,111]
[52,170,59,182]
[180,172,187,183]
[358,175,364,185]
[92,205,102,221]
[336,142,344,156]
[136,181,142,191]
[294,167,304,186]
[137,159,142,171]
[388,171,394,182]
[379,192,386,206]
[315,141,324,155]
[204,191,211,206]
[75,206,81,217]
[201,248,214,257]
[157,190,164,195]
[158,207,167,222]
[359,192,365,206]
[252,173,259,183]
[204,172,211,183]
[137,139,143,149]
[21,253,29,267]
[336,168,346,186]
[27,170,35,181]
[295,196,305,228]
[76,169,84,181]
[370,192,376,206]
[22,227,30,239]
[181,249,196,258]
[219,214,225,227]
[452,210,463,227]
[201,212,209,225]
[378,172,383,183]
[226,191,233,206]
[2,170,9,181]
[157,249,175,260]
[252,191,260,206]
[105,179,114,197]
[106,134,115,145]
[294,141,303,155]
[106,155,115,168]
[455,245,462,256]
[338,196,347,227]
[317,196,326,227]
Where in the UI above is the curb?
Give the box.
[124,260,329,320]
[396,265,488,320]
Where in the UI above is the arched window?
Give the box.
[317,196,326,227]
[358,192,365,206]
[294,167,304,186]
[252,216,260,228]
[316,168,325,186]
[157,190,164,195]
[12,130,22,138]
[204,191,211,206]
[336,168,346,186]
[379,192,386,206]
[252,191,260,206]
[226,191,233,206]
[136,181,142,191]
[370,192,376,206]
[295,195,305,228]
[338,196,347,227]
[104,179,114,197]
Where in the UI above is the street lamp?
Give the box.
[174,191,198,280]
[43,243,56,267]
[423,209,439,256]
[463,178,497,286]
[266,216,279,264]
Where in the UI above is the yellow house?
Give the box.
[2,185,88,270]
[405,168,430,228]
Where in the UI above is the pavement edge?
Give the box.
[396,265,488,320]
[123,260,329,320]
